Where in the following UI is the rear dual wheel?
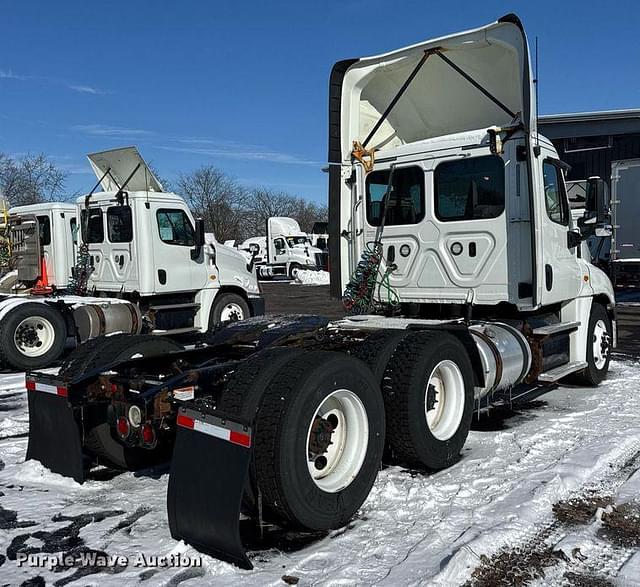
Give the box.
[219,350,385,531]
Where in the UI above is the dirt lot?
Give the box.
[263,281,640,358]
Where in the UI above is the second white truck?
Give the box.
[0,147,263,370]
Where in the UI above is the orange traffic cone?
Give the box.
[33,257,52,295]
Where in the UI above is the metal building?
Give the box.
[539,109,640,284]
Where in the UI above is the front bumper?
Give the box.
[248,295,265,317]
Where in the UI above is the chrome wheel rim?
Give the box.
[220,302,244,322]
[14,316,56,357]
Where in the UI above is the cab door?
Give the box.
[536,155,583,306]
[149,205,207,294]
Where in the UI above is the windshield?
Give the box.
[286,236,309,247]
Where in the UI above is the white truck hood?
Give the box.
[337,13,534,156]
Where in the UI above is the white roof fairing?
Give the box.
[87,146,164,193]
[340,14,534,158]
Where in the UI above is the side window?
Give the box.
[366,166,425,226]
[543,161,569,226]
[37,216,51,246]
[81,209,104,243]
[156,209,195,246]
[434,156,505,221]
[107,206,133,243]
[70,217,77,245]
[274,238,286,253]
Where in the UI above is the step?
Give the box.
[531,321,581,336]
[537,361,588,383]
[151,327,199,335]
[149,303,200,312]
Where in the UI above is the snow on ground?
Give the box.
[1,359,640,585]
[292,270,330,286]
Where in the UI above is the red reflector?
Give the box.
[142,423,155,444]
[56,386,68,397]
[176,414,195,429]
[117,417,130,437]
[230,430,251,448]
[110,383,119,393]
[26,380,35,391]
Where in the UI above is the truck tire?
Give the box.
[288,263,302,280]
[349,329,408,384]
[0,302,67,370]
[217,346,305,514]
[571,303,612,386]
[384,330,474,470]
[66,334,183,470]
[253,351,385,531]
[210,292,250,325]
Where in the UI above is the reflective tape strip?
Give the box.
[25,380,68,397]
[176,413,251,448]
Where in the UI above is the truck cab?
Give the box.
[80,147,263,333]
[329,13,614,379]
[7,202,77,290]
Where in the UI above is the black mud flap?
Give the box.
[25,375,85,483]
[167,406,253,569]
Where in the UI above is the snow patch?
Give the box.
[292,270,329,286]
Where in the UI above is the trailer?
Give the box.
[0,147,263,370]
[25,13,615,570]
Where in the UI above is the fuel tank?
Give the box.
[73,301,142,342]
[469,322,531,398]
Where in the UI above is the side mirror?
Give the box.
[191,218,205,260]
[194,218,206,247]
[585,176,609,224]
[248,243,260,254]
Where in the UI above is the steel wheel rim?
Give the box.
[305,389,369,493]
[592,319,609,370]
[425,360,465,441]
[220,302,244,322]
[14,316,56,357]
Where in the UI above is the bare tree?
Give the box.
[240,187,327,240]
[0,153,68,206]
[176,166,246,243]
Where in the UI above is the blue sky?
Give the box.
[1,1,639,203]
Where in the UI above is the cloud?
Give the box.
[157,140,320,166]
[69,84,107,95]
[0,69,28,80]
[73,124,155,138]
[0,68,109,95]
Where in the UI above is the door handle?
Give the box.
[545,264,553,291]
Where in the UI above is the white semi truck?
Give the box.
[26,14,615,569]
[0,147,263,370]
[239,216,327,278]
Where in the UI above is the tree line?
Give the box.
[0,152,327,243]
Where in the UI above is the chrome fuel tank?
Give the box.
[73,302,142,342]
[469,322,532,399]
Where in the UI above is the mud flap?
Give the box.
[25,376,85,483]
[167,406,253,569]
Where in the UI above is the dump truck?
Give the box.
[25,13,615,569]
[0,147,263,370]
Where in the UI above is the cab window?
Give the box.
[156,209,195,246]
[543,161,569,226]
[107,206,133,243]
[434,156,505,221]
[366,166,425,226]
[70,217,77,245]
[81,209,104,243]
[37,216,51,246]
[274,238,286,254]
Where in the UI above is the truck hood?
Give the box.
[88,146,164,193]
[335,13,534,158]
